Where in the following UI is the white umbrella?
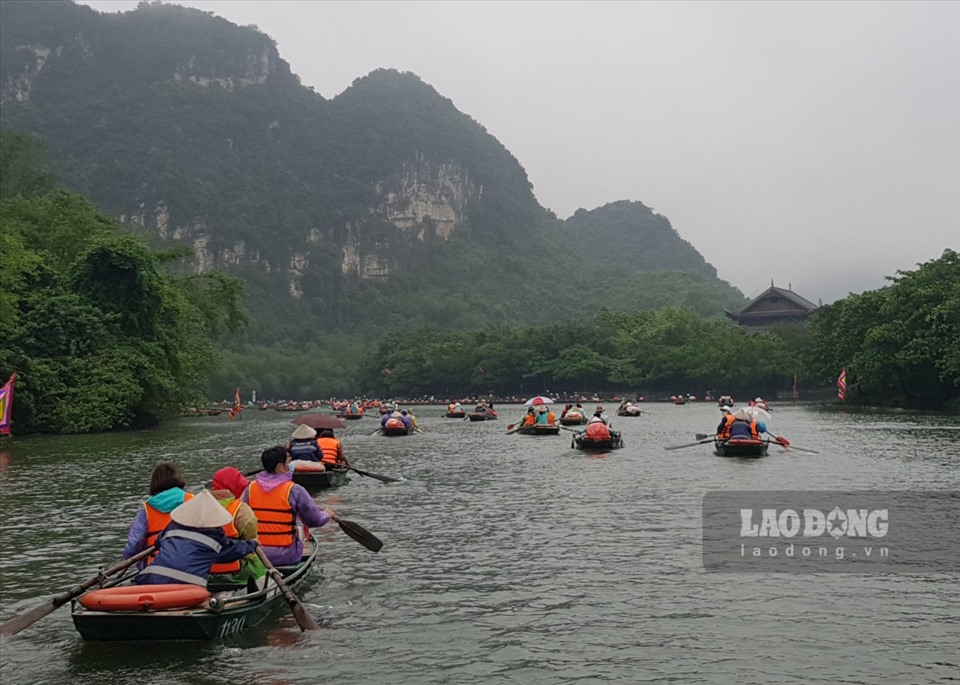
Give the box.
[734,407,771,421]
[524,396,556,406]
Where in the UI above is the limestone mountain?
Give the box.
[1,0,746,344]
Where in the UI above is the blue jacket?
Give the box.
[135,521,258,586]
[288,438,321,461]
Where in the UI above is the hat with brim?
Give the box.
[292,424,317,440]
[170,489,233,528]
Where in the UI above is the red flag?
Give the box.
[229,386,242,420]
[792,373,799,399]
[837,368,847,401]
[0,372,17,436]
[383,367,393,377]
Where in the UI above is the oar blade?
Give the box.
[337,518,383,553]
[350,467,400,483]
[0,599,59,636]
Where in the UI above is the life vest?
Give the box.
[317,436,342,466]
[585,422,611,439]
[717,415,736,439]
[210,499,243,574]
[546,412,556,425]
[248,481,296,548]
[144,492,194,562]
[523,415,536,426]
[289,438,320,461]
[728,420,759,440]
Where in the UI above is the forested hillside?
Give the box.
[1,0,747,350]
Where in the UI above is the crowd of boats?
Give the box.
[3,392,818,645]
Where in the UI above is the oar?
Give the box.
[664,437,715,451]
[0,545,156,636]
[558,425,582,433]
[331,514,383,552]
[255,546,319,631]
[347,465,400,483]
[764,432,819,454]
[369,426,384,436]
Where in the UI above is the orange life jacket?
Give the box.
[317,436,342,466]
[585,422,611,439]
[209,499,243,574]
[247,480,297,548]
[144,492,194,562]
[546,411,556,425]
[717,414,736,439]
[523,415,536,426]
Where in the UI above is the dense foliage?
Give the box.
[353,308,796,399]
[0,133,246,432]
[803,250,960,409]
[0,1,748,347]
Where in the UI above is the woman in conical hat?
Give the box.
[134,490,260,586]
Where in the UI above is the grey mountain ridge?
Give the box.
[0,0,747,340]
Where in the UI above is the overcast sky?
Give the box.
[78,0,958,304]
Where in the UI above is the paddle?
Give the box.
[255,546,319,631]
[558,425,582,433]
[764,432,820,454]
[332,514,383,552]
[664,437,715,451]
[347,465,400,483]
[369,426,384,436]
[0,545,156,636]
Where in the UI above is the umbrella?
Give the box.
[292,414,347,430]
[524,396,556,406]
[733,407,771,422]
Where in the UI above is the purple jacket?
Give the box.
[242,471,331,566]
[135,521,258,586]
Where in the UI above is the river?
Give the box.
[1,402,957,684]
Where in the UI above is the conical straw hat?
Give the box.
[292,424,317,439]
[170,489,233,528]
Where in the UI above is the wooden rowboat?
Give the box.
[71,541,320,641]
[559,413,587,426]
[467,411,498,421]
[516,425,560,436]
[714,438,769,458]
[444,411,467,418]
[292,467,350,491]
[339,412,364,420]
[381,424,412,436]
[572,432,624,450]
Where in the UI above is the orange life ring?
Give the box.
[80,584,210,612]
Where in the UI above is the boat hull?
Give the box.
[573,434,623,450]
[71,543,319,641]
[467,412,498,421]
[292,467,350,491]
[559,415,587,425]
[340,413,364,420]
[382,425,412,436]
[714,438,768,457]
[444,411,466,418]
[516,425,560,436]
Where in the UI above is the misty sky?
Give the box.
[78,0,959,304]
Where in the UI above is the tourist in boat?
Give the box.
[720,408,767,441]
[208,467,266,586]
[560,403,573,418]
[592,405,608,425]
[400,409,414,431]
[134,490,260,587]
[243,446,336,566]
[521,407,537,427]
[582,415,613,440]
[124,462,193,569]
[716,406,736,439]
[317,428,347,469]
[287,424,323,463]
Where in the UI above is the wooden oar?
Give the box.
[369,426,384,436]
[255,546,318,631]
[0,545,156,636]
[558,425,581,433]
[347,465,400,483]
[664,437,715,451]
[764,432,819,454]
[332,515,383,552]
